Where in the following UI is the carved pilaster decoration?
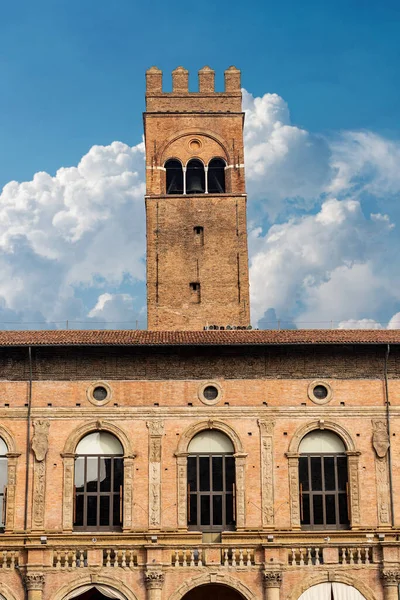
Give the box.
[147,420,164,529]
[234,453,247,529]
[381,571,400,587]
[176,453,188,529]
[144,570,165,590]
[24,572,45,591]
[347,451,361,527]
[263,571,282,589]
[31,420,49,530]
[258,420,275,527]
[5,452,20,532]
[372,420,391,526]
[286,452,301,529]
[123,456,134,530]
[61,453,75,531]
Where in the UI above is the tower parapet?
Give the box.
[145,66,242,113]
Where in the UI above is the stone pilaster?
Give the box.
[286,452,301,529]
[176,453,188,529]
[347,451,361,528]
[4,452,20,532]
[263,571,282,600]
[234,453,247,529]
[24,572,45,600]
[258,420,275,527]
[144,570,165,600]
[147,420,164,529]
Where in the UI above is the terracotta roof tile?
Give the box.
[0,329,398,347]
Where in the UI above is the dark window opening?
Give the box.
[188,454,235,531]
[165,159,184,194]
[194,226,204,245]
[190,282,201,303]
[186,159,205,194]
[207,158,226,193]
[203,386,218,401]
[74,455,123,531]
[299,454,349,530]
[313,385,328,400]
[93,386,108,401]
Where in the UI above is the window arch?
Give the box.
[186,159,205,194]
[207,158,226,193]
[165,159,184,194]
[74,432,123,531]
[0,438,7,529]
[299,430,349,530]
[187,430,235,532]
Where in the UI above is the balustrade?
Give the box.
[53,549,87,569]
[172,548,203,567]
[103,549,138,568]
[0,550,18,569]
[222,548,255,567]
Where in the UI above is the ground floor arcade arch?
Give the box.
[182,584,246,600]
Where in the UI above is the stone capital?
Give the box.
[24,572,45,591]
[381,570,400,586]
[144,570,165,590]
[263,570,282,588]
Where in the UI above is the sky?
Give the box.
[0,0,399,330]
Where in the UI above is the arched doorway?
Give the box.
[298,582,367,600]
[182,584,245,600]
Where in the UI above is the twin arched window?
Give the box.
[165,158,226,195]
[299,430,349,529]
[74,432,123,531]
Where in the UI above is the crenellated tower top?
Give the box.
[145,66,242,113]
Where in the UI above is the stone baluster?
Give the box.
[246,549,252,566]
[315,548,320,566]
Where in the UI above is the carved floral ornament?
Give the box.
[24,573,45,591]
[144,570,165,590]
[381,570,400,586]
[263,571,282,588]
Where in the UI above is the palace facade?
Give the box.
[0,67,399,600]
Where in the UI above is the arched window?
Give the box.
[187,430,235,531]
[207,158,226,193]
[165,159,184,194]
[74,432,123,531]
[186,159,205,194]
[0,438,7,529]
[299,430,349,530]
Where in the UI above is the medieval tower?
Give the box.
[144,66,250,331]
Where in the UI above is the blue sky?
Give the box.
[0,0,400,329]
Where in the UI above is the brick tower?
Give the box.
[144,66,250,331]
